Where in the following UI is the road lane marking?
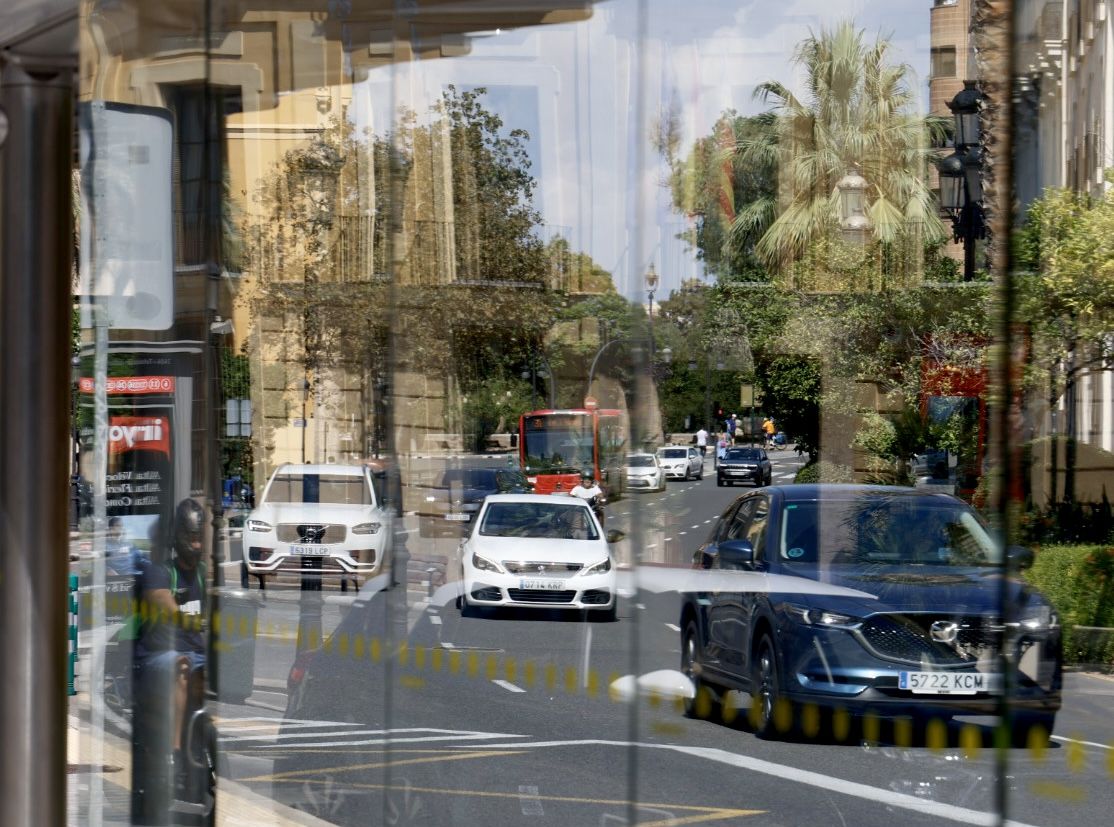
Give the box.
[493,679,525,693]
[242,750,529,783]
[457,739,1041,827]
[245,775,765,823]
[429,614,442,625]
[1053,735,1113,750]
[665,623,681,632]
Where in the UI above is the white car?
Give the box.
[458,494,618,620]
[655,445,704,480]
[244,464,393,588]
[623,453,665,491]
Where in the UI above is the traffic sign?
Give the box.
[584,396,599,410]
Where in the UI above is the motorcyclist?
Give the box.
[133,498,209,793]
[570,469,605,526]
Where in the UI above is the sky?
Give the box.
[353,0,933,301]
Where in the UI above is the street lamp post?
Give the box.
[301,377,310,463]
[837,165,873,245]
[645,263,659,358]
[937,80,987,282]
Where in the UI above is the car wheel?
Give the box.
[1011,712,1056,748]
[682,622,719,720]
[751,633,789,739]
[716,478,724,487]
[596,603,618,622]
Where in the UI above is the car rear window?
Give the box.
[439,468,498,488]
[628,456,656,467]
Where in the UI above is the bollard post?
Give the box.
[67,575,79,696]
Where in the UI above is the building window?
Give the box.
[931,46,957,78]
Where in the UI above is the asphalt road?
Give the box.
[84,449,1114,826]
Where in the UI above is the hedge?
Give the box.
[1024,544,1114,667]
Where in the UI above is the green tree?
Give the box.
[739,21,948,280]
[664,113,778,280]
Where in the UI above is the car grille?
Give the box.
[276,523,348,543]
[503,561,583,575]
[859,614,1001,666]
[507,589,577,604]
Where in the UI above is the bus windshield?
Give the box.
[523,417,594,472]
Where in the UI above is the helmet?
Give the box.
[581,469,594,482]
[173,498,206,567]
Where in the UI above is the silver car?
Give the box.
[655,446,704,481]
[624,453,666,491]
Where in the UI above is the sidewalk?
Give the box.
[67,698,335,826]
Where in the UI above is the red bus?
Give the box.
[518,408,628,496]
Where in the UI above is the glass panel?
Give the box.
[66,1,1111,826]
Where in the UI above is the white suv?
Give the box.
[244,464,393,588]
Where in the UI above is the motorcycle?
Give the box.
[585,493,607,527]
[103,588,217,826]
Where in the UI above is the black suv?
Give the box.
[716,447,772,487]
[679,484,1062,742]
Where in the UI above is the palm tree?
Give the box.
[734,21,950,282]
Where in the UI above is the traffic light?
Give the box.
[714,401,723,418]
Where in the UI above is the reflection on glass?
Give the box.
[64,0,1113,825]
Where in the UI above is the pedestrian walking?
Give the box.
[715,433,727,468]
[695,426,709,461]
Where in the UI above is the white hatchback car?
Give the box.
[623,453,665,491]
[655,445,704,480]
[244,464,393,588]
[458,494,618,620]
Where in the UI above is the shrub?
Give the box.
[793,461,855,484]
[1024,544,1114,667]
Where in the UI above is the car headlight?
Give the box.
[581,558,612,575]
[1020,604,1059,630]
[785,603,860,629]
[471,552,505,574]
[351,522,382,535]
[247,519,272,533]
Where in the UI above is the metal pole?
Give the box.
[0,58,74,827]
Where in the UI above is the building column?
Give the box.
[0,59,74,827]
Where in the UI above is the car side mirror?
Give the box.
[606,529,626,544]
[1007,545,1035,570]
[698,548,718,570]
[718,539,755,569]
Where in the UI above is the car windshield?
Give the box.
[725,449,761,461]
[778,494,999,568]
[659,449,687,458]
[479,502,600,540]
[627,456,656,467]
[265,473,372,505]
[494,470,530,491]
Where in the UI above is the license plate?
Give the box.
[291,544,327,556]
[445,513,471,521]
[899,671,1001,694]
[518,578,564,591]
